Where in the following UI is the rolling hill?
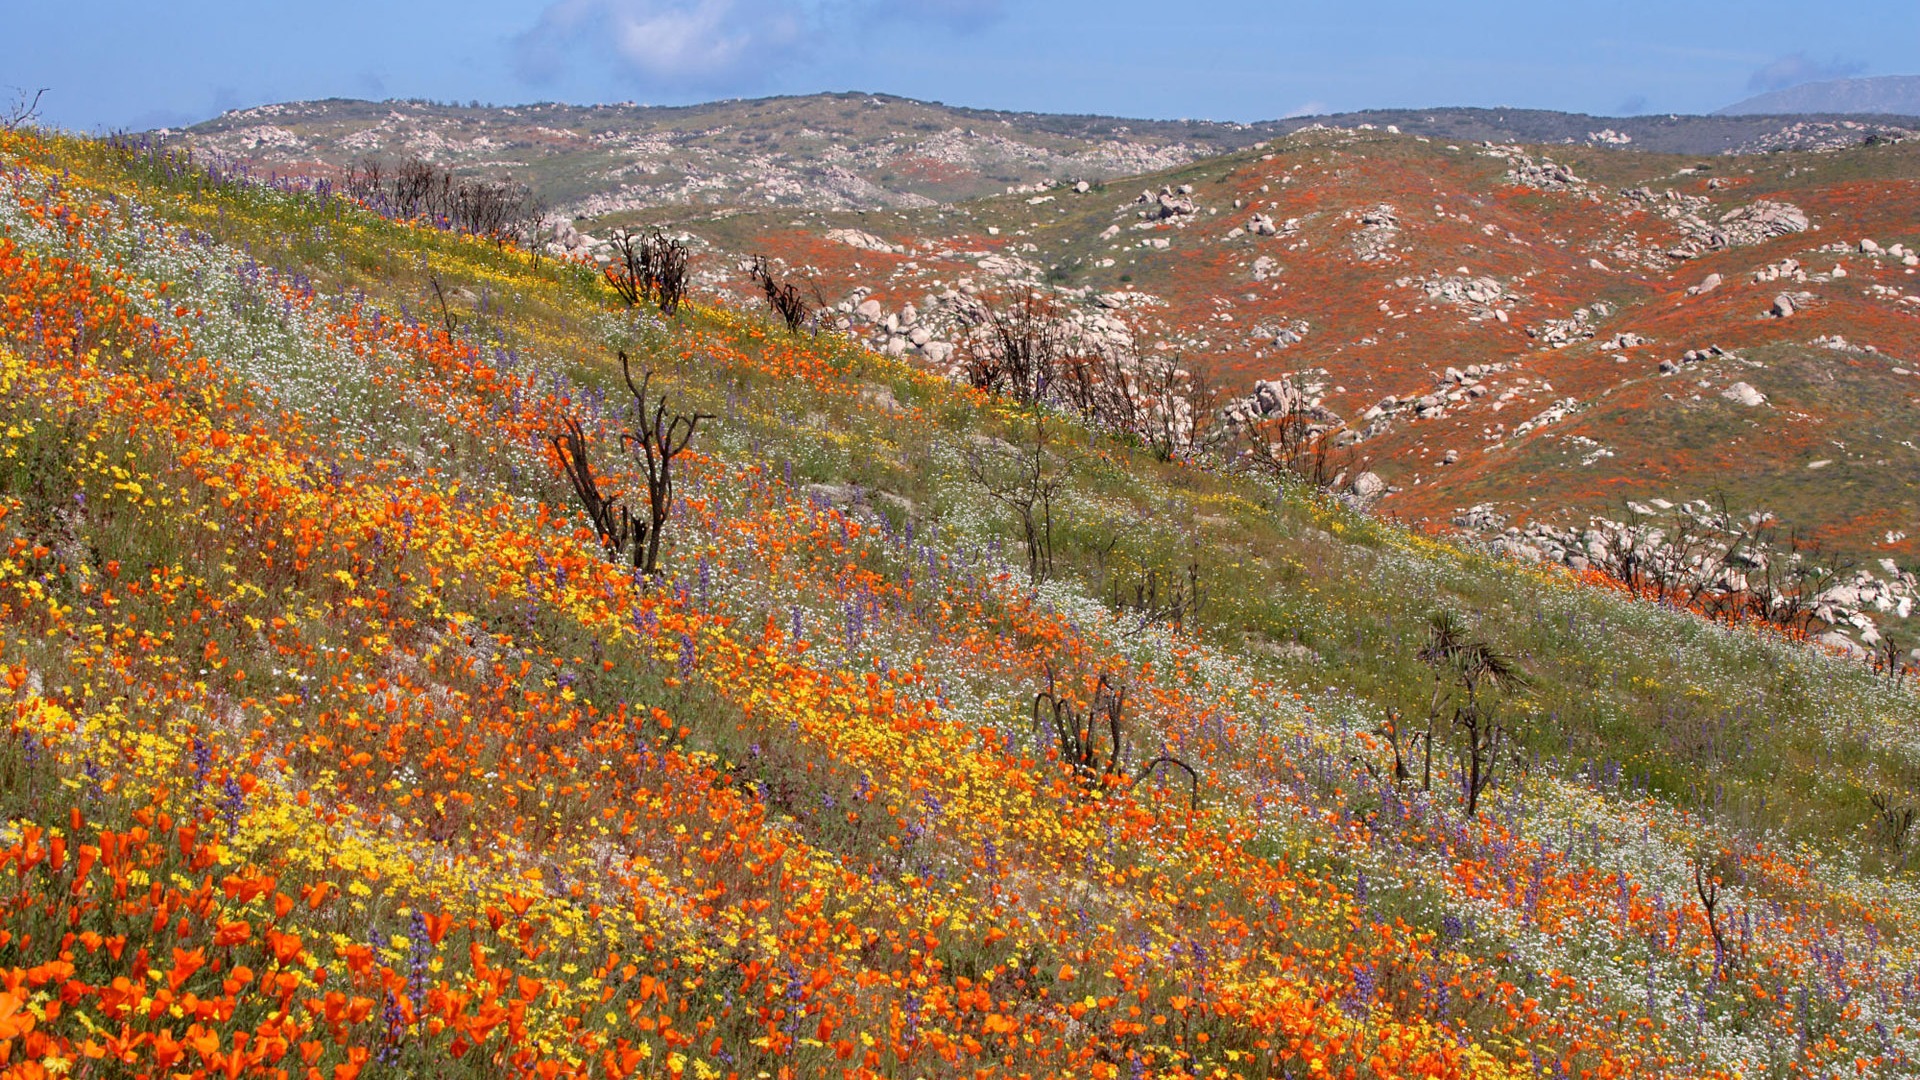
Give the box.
[174,93,1919,217]
[1,114,1919,1079]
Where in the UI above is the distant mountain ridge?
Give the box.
[1718,75,1920,117]
[173,94,1919,220]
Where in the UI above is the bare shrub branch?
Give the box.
[550,353,711,578]
[963,409,1063,587]
[747,255,816,333]
[1032,667,1200,809]
[3,87,48,131]
[619,351,711,576]
[605,229,690,315]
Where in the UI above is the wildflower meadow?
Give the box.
[1,128,1918,1080]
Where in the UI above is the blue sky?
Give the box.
[6,1,1916,131]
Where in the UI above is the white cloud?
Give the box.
[514,0,806,90]
[1283,101,1329,119]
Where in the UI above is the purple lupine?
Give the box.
[897,992,923,1048]
[190,737,211,789]
[407,909,431,1023]
[221,775,245,838]
[845,598,864,650]
[377,989,405,1065]
[1343,964,1376,1017]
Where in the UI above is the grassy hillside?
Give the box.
[2,126,1919,1079]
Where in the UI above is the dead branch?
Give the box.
[748,255,814,333]
[550,416,638,565]
[620,351,712,576]
[1693,856,1731,978]
[1032,666,1200,809]
[4,87,48,131]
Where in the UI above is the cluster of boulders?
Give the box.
[1752,257,1805,284]
[1255,319,1310,348]
[1527,301,1613,347]
[542,219,602,259]
[1657,344,1734,374]
[1243,212,1298,237]
[1135,184,1198,220]
[1859,237,1920,266]
[1355,362,1511,436]
[1457,502,1918,660]
[1816,567,1918,626]
[1350,205,1401,262]
[1619,189,1810,260]
[1673,199,1808,257]
[1489,146,1585,190]
[1509,397,1582,438]
[1726,120,1917,156]
[830,291,955,364]
[828,282,1156,374]
[1219,372,1341,428]
[1712,201,1811,246]
[1399,273,1517,322]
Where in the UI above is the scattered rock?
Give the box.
[1818,630,1869,659]
[1686,272,1723,296]
[1720,381,1767,407]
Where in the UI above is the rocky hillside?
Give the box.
[174,94,1920,219]
[173,94,1267,214]
[666,127,1920,658]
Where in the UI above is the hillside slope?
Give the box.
[678,125,1920,658]
[2,127,1920,1078]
